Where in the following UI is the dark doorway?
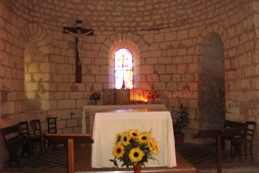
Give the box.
[198,32,225,130]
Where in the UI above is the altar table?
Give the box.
[82,104,166,134]
[91,111,176,168]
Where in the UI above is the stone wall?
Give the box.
[253,0,259,161]
[0,0,259,168]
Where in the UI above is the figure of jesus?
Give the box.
[64,29,93,65]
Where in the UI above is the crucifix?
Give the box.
[63,20,94,83]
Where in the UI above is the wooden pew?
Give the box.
[0,125,29,165]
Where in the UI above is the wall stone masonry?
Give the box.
[0,0,259,168]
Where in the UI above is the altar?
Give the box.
[81,104,166,134]
[91,111,177,168]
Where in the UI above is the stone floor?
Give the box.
[0,143,259,173]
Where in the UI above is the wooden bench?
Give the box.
[0,125,29,165]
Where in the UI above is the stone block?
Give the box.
[177,64,188,73]
[150,49,162,57]
[52,31,63,40]
[69,92,84,99]
[76,99,87,108]
[63,128,73,134]
[189,28,199,38]
[165,65,177,74]
[154,33,164,42]
[72,109,83,119]
[39,63,50,72]
[140,65,154,74]
[146,58,158,64]
[154,65,165,74]
[166,82,178,91]
[96,75,109,83]
[160,75,171,82]
[164,32,176,41]
[177,48,187,55]
[159,57,172,64]
[189,99,198,109]
[73,127,82,134]
[153,83,165,91]
[56,64,73,74]
[66,119,78,127]
[177,30,188,40]
[147,74,159,82]
[57,120,66,129]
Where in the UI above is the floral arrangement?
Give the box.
[89,92,101,102]
[110,129,159,168]
[147,90,160,101]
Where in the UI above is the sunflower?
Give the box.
[128,129,140,139]
[147,140,154,151]
[115,132,122,144]
[129,147,144,163]
[112,143,125,158]
[137,132,151,144]
[120,132,131,146]
[110,129,159,168]
[152,140,159,154]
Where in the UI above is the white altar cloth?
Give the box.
[82,104,166,134]
[91,111,177,168]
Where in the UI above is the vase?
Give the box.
[133,166,141,173]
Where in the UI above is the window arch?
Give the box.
[108,39,140,89]
[114,48,133,89]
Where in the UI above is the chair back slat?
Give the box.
[0,125,22,145]
[30,119,42,136]
[244,121,256,141]
[224,120,246,129]
[18,121,30,138]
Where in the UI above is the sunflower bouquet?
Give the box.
[110,129,159,168]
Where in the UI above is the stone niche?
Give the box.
[103,88,145,105]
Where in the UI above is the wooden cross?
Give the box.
[63,20,94,83]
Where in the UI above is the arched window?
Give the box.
[114,48,133,89]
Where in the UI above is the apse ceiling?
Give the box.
[4,0,245,32]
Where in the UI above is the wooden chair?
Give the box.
[221,120,246,151]
[230,121,256,161]
[46,117,58,149]
[18,121,33,156]
[0,125,29,165]
[30,119,46,154]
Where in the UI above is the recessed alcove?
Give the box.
[198,32,225,130]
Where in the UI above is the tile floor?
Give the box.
[176,143,259,172]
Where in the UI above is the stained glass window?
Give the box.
[115,48,133,89]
